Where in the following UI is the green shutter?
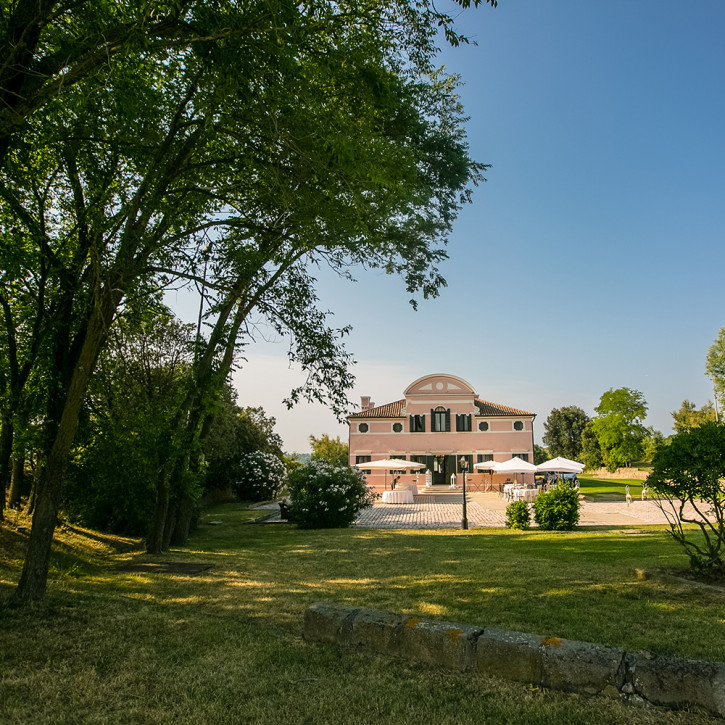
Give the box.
[445,409,450,432]
[431,408,435,431]
[422,414,426,432]
[409,415,413,432]
[467,414,472,431]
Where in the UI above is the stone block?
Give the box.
[400,617,483,671]
[476,628,544,684]
[349,607,407,658]
[540,636,625,696]
[303,601,358,646]
[631,652,725,718]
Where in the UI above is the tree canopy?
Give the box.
[2,0,494,603]
[671,399,717,434]
[590,388,648,471]
[542,406,589,460]
[706,328,725,414]
[309,434,349,468]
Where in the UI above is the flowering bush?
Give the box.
[233,451,286,502]
[505,500,530,530]
[287,460,374,528]
[533,480,580,531]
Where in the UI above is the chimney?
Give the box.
[361,396,371,411]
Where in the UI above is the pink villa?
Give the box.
[347,373,536,491]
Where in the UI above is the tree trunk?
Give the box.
[24,467,37,516]
[11,456,62,603]
[161,496,177,552]
[12,294,119,603]
[146,465,171,554]
[170,495,195,546]
[8,446,24,508]
[0,419,13,521]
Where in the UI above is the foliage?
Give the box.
[63,315,194,535]
[204,386,283,493]
[640,426,665,462]
[591,388,648,471]
[542,406,590,460]
[580,421,603,470]
[533,481,580,531]
[3,0,491,600]
[533,444,549,465]
[233,452,286,503]
[309,434,349,468]
[505,500,531,530]
[647,422,725,573]
[287,460,373,528]
[705,328,725,412]
[671,399,717,434]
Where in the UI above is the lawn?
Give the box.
[579,476,646,501]
[1,504,724,724]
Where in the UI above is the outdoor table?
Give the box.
[513,488,538,503]
[503,484,516,501]
[397,483,418,495]
[381,490,414,504]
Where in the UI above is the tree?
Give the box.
[705,330,725,416]
[5,0,492,603]
[533,444,549,465]
[671,400,716,434]
[647,422,725,573]
[542,406,590,460]
[309,434,349,468]
[591,388,648,472]
[641,426,665,462]
[580,421,603,470]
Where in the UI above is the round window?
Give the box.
[514,421,524,431]
[479,421,489,431]
[358,423,369,433]
[393,423,403,433]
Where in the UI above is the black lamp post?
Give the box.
[459,455,469,530]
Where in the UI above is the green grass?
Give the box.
[1,504,724,724]
[579,476,646,500]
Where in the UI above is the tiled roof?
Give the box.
[348,400,405,419]
[474,399,535,417]
[348,398,534,419]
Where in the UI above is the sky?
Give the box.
[206,0,725,453]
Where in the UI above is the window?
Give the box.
[358,423,369,433]
[355,455,371,474]
[478,421,489,432]
[477,453,494,463]
[390,454,407,474]
[513,421,524,431]
[514,453,529,462]
[392,422,403,433]
[431,406,450,432]
[455,414,472,432]
[409,414,425,432]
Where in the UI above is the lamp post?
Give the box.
[459,455,469,530]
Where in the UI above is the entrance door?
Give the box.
[432,455,458,485]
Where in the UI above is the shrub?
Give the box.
[647,422,725,573]
[287,460,374,528]
[505,500,531,530]
[233,451,286,502]
[533,481,580,531]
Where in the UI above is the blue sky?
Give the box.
[226,0,725,453]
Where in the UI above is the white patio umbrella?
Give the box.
[473,459,498,491]
[353,458,425,490]
[536,457,585,474]
[494,456,538,485]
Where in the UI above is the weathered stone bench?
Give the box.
[303,601,725,719]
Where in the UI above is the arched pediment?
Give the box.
[404,374,477,397]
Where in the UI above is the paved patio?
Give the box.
[352,490,702,529]
[255,489,712,528]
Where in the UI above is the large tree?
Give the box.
[671,399,717,434]
[590,388,648,471]
[309,434,349,468]
[705,328,725,415]
[3,0,492,602]
[542,406,589,460]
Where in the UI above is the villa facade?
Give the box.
[347,373,536,490]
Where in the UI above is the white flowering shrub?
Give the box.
[287,460,374,528]
[233,451,286,502]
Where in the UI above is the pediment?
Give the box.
[404,374,477,397]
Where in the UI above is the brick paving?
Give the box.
[351,491,714,529]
